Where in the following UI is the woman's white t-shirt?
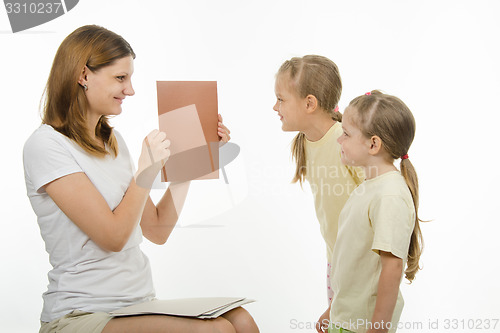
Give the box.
[23,124,155,322]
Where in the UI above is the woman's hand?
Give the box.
[135,130,171,189]
[218,114,231,143]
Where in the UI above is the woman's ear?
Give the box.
[305,94,318,113]
[368,135,383,155]
[78,66,89,86]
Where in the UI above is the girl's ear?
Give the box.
[305,94,318,113]
[78,66,89,86]
[368,135,383,155]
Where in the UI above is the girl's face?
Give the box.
[84,56,135,120]
[273,74,307,132]
[337,107,371,166]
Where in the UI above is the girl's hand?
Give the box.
[316,306,331,332]
[218,114,231,143]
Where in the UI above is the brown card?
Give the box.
[157,81,219,182]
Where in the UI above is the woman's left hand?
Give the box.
[218,114,231,143]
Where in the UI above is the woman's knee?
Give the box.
[209,317,236,333]
[222,307,259,333]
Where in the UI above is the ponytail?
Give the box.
[400,158,423,283]
[291,109,343,184]
[331,109,342,123]
[291,132,307,184]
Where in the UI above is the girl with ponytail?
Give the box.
[273,55,364,327]
[326,90,423,333]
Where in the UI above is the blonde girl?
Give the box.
[273,55,363,326]
[327,90,423,333]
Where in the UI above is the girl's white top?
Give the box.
[304,122,364,262]
[329,171,415,333]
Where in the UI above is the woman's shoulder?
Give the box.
[23,125,84,191]
[24,124,66,152]
[112,128,126,146]
[111,128,131,156]
[26,123,53,137]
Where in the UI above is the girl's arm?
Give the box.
[367,251,403,333]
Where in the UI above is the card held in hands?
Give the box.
[157,81,219,182]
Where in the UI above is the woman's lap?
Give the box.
[40,310,112,333]
[40,306,257,333]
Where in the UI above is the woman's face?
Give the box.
[83,56,135,119]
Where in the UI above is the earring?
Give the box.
[84,84,88,91]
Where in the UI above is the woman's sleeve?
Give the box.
[23,130,83,193]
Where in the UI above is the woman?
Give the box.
[23,25,258,333]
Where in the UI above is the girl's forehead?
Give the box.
[275,73,295,93]
[343,107,355,119]
[275,74,287,87]
[343,107,360,126]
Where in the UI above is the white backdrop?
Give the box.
[1,1,499,332]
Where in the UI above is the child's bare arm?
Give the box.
[368,251,403,333]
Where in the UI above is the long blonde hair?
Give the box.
[348,90,423,282]
[42,25,136,157]
[276,55,343,183]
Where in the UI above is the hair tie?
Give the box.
[334,105,339,112]
[401,154,409,160]
[365,92,371,96]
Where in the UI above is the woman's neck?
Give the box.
[86,114,104,147]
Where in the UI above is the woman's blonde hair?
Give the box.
[348,90,423,282]
[42,25,136,157]
[276,55,343,183]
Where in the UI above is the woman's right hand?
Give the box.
[135,130,171,189]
